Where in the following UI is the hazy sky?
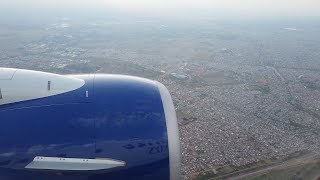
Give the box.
[1,0,320,19]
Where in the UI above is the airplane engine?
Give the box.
[0,68,181,180]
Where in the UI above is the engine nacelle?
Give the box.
[0,68,181,180]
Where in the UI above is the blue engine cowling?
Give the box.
[0,69,181,180]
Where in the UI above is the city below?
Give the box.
[1,17,320,179]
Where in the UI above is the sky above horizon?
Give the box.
[1,0,320,20]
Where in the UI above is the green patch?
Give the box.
[175,110,185,119]
[192,151,308,180]
[250,160,320,180]
[203,71,239,85]
[250,84,271,94]
[189,76,208,87]
[252,73,268,84]
[299,78,320,91]
[194,170,218,180]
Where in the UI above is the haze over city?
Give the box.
[1,0,320,179]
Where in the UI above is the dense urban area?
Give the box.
[1,17,320,179]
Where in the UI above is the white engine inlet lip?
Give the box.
[156,81,181,180]
[0,68,85,106]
